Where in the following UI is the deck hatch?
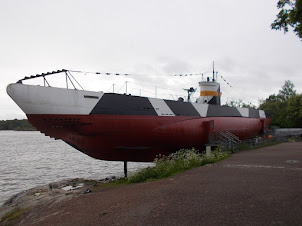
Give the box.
[84,95,99,99]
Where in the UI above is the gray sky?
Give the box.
[1,0,301,120]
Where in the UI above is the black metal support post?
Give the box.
[124,161,128,178]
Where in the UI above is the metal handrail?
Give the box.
[208,131,241,151]
[225,131,241,143]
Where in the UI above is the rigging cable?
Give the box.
[218,73,255,106]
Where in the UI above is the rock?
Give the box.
[4,194,18,205]
[83,189,92,194]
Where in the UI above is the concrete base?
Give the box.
[206,146,211,157]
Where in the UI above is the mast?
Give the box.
[212,61,215,82]
[198,61,221,105]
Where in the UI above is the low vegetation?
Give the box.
[124,148,230,184]
[120,140,289,184]
[0,119,35,131]
[0,208,29,225]
[237,140,282,151]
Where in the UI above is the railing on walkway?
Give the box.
[208,131,241,151]
[208,130,301,152]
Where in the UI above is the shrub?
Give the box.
[128,148,229,183]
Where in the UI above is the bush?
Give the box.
[128,148,229,183]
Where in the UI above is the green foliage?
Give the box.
[260,94,286,127]
[279,80,296,101]
[0,208,29,224]
[271,0,302,39]
[222,99,256,109]
[287,94,302,127]
[259,80,301,128]
[238,140,282,151]
[287,135,302,142]
[128,148,230,183]
[0,119,35,131]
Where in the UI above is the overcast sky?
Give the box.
[1,0,301,120]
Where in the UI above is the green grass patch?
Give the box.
[287,136,302,142]
[0,208,29,225]
[127,148,230,183]
[238,140,282,151]
[88,149,229,187]
[89,179,129,192]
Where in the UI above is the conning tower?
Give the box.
[197,61,221,105]
[197,79,221,105]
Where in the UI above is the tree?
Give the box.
[278,80,296,101]
[259,80,301,128]
[271,0,302,39]
[0,119,35,131]
[223,99,257,109]
[287,94,302,127]
[259,94,286,127]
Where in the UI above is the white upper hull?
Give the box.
[7,83,266,118]
[7,83,103,115]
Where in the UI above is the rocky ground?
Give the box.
[0,177,118,225]
[1,142,302,225]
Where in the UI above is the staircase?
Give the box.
[208,131,241,151]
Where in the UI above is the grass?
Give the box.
[126,148,230,184]
[287,136,302,142]
[90,180,126,192]
[0,208,29,225]
[238,140,282,151]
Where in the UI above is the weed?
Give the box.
[0,208,29,225]
[128,148,229,183]
[238,140,282,151]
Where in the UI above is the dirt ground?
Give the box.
[2,142,302,225]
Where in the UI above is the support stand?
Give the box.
[206,146,211,157]
[124,161,128,178]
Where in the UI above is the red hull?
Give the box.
[27,114,271,162]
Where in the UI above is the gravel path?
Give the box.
[12,143,302,225]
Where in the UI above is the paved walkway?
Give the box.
[19,143,302,225]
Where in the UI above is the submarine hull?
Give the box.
[7,83,271,162]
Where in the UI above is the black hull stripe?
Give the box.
[249,108,260,118]
[90,93,157,115]
[90,93,263,118]
[207,105,241,117]
[208,96,220,105]
[164,100,200,116]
